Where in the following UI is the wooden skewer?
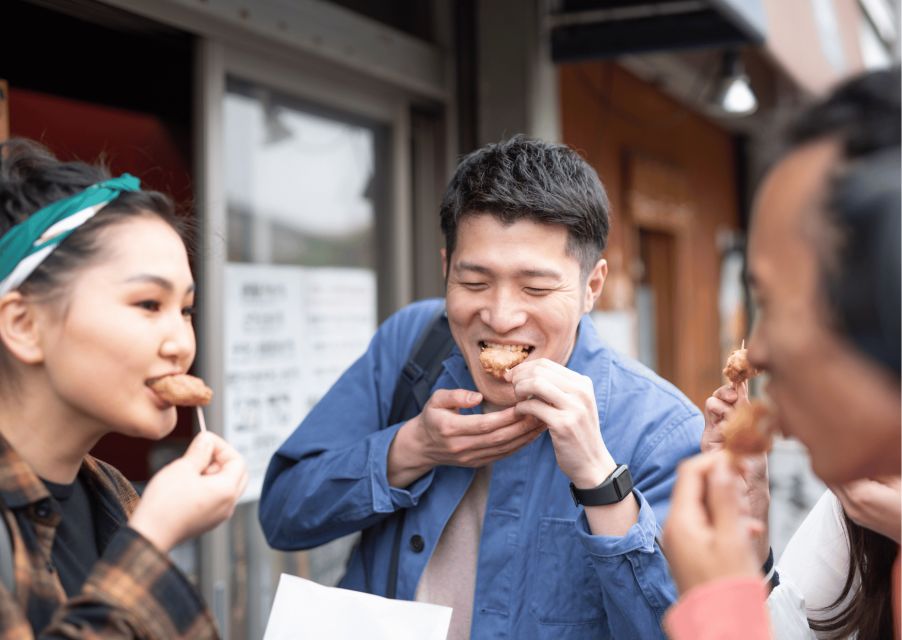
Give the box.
[196,406,207,433]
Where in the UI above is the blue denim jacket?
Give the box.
[260,299,702,639]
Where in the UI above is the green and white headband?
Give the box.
[0,174,140,296]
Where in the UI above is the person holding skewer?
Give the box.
[0,138,248,639]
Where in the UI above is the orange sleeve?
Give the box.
[664,577,771,640]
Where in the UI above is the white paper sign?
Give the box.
[263,574,452,640]
[224,264,376,503]
[225,265,307,503]
[301,268,377,404]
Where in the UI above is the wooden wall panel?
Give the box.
[560,61,740,408]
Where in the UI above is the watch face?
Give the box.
[612,466,633,500]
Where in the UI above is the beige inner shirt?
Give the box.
[414,464,492,640]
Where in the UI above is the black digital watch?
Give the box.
[569,464,634,507]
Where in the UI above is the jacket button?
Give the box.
[409,534,425,553]
[34,501,51,519]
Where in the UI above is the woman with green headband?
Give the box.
[0,139,247,639]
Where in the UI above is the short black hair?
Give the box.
[439,135,610,278]
[787,67,900,376]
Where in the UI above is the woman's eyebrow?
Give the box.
[122,274,196,294]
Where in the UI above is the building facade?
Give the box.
[2,0,896,637]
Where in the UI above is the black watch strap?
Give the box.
[762,547,780,590]
[569,464,633,507]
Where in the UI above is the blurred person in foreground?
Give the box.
[662,67,901,640]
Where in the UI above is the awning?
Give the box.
[551,0,768,62]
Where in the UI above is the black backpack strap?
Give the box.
[385,513,406,599]
[384,305,453,599]
[387,307,452,426]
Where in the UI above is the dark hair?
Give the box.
[0,138,188,394]
[787,67,901,377]
[439,135,611,278]
[786,68,901,640]
[809,513,898,640]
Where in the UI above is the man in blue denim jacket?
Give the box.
[260,136,703,639]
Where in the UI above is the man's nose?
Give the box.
[479,290,527,334]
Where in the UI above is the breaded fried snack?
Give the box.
[723,348,758,386]
[150,374,213,406]
[479,345,529,380]
[722,401,773,456]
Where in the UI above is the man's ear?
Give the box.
[441,248,448,280]
[0,292,46,365]
[583,258,608,314]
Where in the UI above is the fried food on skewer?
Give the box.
[723,348,759,387]
[150,374,213,406]
[722,401,774,457]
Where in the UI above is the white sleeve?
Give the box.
[767,490,853,640]
[767,575,817,640]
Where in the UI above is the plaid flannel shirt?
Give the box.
[0,434,219,639]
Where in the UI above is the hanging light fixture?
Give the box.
[711,50,758,116]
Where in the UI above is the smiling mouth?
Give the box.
[479,341,534,353]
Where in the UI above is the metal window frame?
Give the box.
[100,0,448,100]
[193,36,433,637]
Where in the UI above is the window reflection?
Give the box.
[225,79,386,269]
[222,78,391,639]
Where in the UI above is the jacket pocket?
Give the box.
[528,517,606,626]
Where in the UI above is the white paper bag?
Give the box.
[263,573,452,640]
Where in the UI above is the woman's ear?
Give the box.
[0,293,46,365]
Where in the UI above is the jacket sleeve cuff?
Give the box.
[665,577,771,640]
[79,527,217,639]
[574,489,658,557]
[369,421,436,513]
